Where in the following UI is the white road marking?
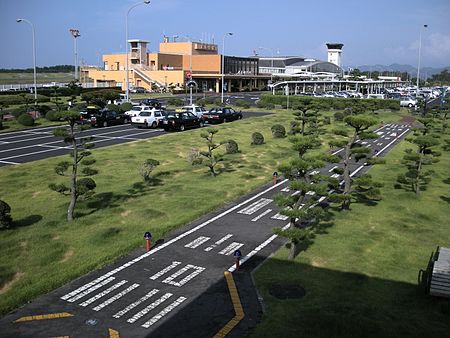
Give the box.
[331,173,340,178]
[61,275,112,300]
[66,276,116,303]
[306,190,315,195]
[328,165,338,172]
[59,179,289,294]
[310,170,320,175]
[204,234,233,252]
[219,242,244,256]
[184,236,210,249]
[373,128,410,157]
[149,261,182,280]
[251,209,272,222]
[0,160,19,165]
[93,283,140,311]
[271,213,289,221]
[141,296,187,328]
[162,265,205,287]
[79,280,127,307]
[281,187,290,192]
[237,198,272,215]
[291,191,300,196]
[113,289,160,319]
[127,293,173,324]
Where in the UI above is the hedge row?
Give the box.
[0,94,50,106]
[258,94,400,111]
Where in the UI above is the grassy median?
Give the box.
[251,140,450,337]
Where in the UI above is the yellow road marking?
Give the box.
[109,328,120,338]
[213,271,245,338]
[14,312,74,323]
[52,336,69,338]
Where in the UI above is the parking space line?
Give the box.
[113,289,160,319]
[271,213,289,221]
[0,160,20,165]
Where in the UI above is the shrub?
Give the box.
[106,104,120,112]
[187,148,203,165]
[167,98,183,106]
[17,113,35,126]
[11,106,28,118]
[323,116,331,125]
[251,132,265,145]
[45,111,60,121]
[37,105,52,116]
[0,200,13,229]
[334,111,344,121]
[271,124,286,138]
[139,159,160,182]
[235,100,250,109]
[225,139,239,154]
[119,102,133,113]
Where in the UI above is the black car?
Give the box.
[203,107,243,124]
[162,111,204,131]
[90,110,130,127]
[139,98,163,109]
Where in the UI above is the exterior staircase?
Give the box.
[132,67,165,89]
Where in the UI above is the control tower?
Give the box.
[326,43,344,67]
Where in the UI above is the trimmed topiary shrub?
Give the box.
[251,132,265,145]
[0,200,13,229]
[37,105,52,116]
[11,106,28,118]
[17,113,35,126]
[187,148,203,165]
[45,110,60,121]
[226,139,239,154]
[271,124,286,138]
[333,111,344,121]
[323,116,331,125]
[119,102,133,113]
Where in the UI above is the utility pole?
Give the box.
[69,28,80,80]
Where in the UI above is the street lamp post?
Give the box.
[16,18,37,107]
[69,28,80,80]
[221,32,233,104]
[416,24,428,98]
[125,0,150,102]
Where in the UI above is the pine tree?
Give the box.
[199,128,228,176]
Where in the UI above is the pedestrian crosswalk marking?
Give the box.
[67,276,116,303]
[204,234,233,252]
[185,236,210,249]
[162,264,205,287]
[127,293,173,324]
[219,242,244,256]
[93,283,140,312]
[113,289,160,319]
[141,296,187,328]
[251,209,272,222]
[61,275,111,301]
[149,261,181,280]
[80,280,127,307]
[237,198,272,215]
[271,213,289,221]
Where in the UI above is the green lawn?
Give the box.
[0,118,64,133]
[0,108,411,317]
[251,139,450,337]
[0,73,75,85]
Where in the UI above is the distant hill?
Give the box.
[354,64,450,79]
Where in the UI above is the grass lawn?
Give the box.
[0,73,75,85]
[0,118,64,133]
[0,107,410,316]
[251,139,450,337]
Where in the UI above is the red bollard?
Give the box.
[146,239,151,252]
[233,249,242,271]
[144,231,152,252]
[272,171,278,185]
[235,257,240,271]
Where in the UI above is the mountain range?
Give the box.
[353,64,450,79]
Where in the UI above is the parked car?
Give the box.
[90,110,129,127]
[176,105,207,118]
[129,86,147,93]
[399,96,417,108]
[131,110,165,128]
[76,106,100,124]
[124,105,153,117]
[202,107,243,124]
[162,111,204,131]
[139,98,163,109]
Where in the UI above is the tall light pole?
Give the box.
[125,0,150,102]
[69,28,80,80]
[16,18,37,106]
[416,24,428,98]
[221,32,233,104]
[258,46,274,84]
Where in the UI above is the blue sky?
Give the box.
[1,0,449,69]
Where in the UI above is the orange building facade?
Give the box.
[84,38,269,93]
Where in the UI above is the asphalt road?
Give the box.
[0,123,411,338]
[0,111,270,167]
